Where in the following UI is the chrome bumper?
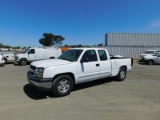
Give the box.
[27,72,53,91]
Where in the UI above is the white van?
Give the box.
[15,47,62,65]
[0,52,15,63]
[0,54,5,66]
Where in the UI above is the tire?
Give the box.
[20,59,27,66]
[4,58,7,64]
[148,60,154,65]
[52,75,74,97]
[116,67,126,81]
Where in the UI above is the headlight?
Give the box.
[36,68,44,73]
[35,68,44,78]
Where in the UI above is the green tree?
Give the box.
[39,33,55,46]
[97,43,103,46]
[39,33,65,46]
[52,35,65,46]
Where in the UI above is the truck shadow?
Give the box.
[23,78,119,100]
[138,62,160,66]
[23,84,55,100]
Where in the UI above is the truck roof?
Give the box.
[0,52,14,54]
[69,48,107,51]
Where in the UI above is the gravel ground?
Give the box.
[0,63,160,120]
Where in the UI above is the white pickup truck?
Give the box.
[27,48,133,97]
[143,52,160,65]
[0,52,15,63]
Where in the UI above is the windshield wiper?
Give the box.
[59,58,69,61]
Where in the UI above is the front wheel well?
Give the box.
[20,58,27,61]
[148,59,154,62]
[53,73,75,84]
[50,57,55,59]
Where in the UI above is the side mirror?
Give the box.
[80,58,88,63]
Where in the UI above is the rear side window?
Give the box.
[98,50,107,61]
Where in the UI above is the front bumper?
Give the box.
[27,71,53,91]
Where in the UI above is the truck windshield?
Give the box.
[58,49,83,62]
[22,48,29,54]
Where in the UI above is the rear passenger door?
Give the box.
[98,50,112,78]
[77,50,100,82]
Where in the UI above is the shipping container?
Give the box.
[105,33,160,47]
[102,46,160,59]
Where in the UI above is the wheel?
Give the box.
[52,75,74,97]
[116,67,126,81]
[20,59,27,65]
[145,61,148,65]
[4,58,7,63]
[148,60,154,65]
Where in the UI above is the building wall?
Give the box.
[105,33,160,47]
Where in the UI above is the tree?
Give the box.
[97,43,103,46]
[52,35,65,46]
[39,33,65,46]
[39,33,55,46]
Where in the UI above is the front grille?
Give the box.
[29,71,34,76]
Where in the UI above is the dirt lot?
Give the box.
[0,63,160,120]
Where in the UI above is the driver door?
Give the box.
[77,50,100,83]
[28,49,36,61]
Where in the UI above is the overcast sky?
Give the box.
[0,0,160,47]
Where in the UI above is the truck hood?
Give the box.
[31,59,72,68]
[15,53,26,57]
[140,54,152,57]
[144,55,156,59]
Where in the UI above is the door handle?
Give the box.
[96,64,99,67]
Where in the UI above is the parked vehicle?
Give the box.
[15,47,62,65]
[140,50,160,61]
[27,48,133,97]
[0,54,5,66]
[109,53,123,58]
[143,52,160,65]
[0,52,15,63]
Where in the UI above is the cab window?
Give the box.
[98,50,107,61]
[81,50,97,62]
[28,49,35,54]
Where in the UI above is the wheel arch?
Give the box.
[147,59,154,65]
[148,59,155,62]
[20,58,28,61]
[120,66,127,71]
[52,72,75,84]
[50,57,55,59]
